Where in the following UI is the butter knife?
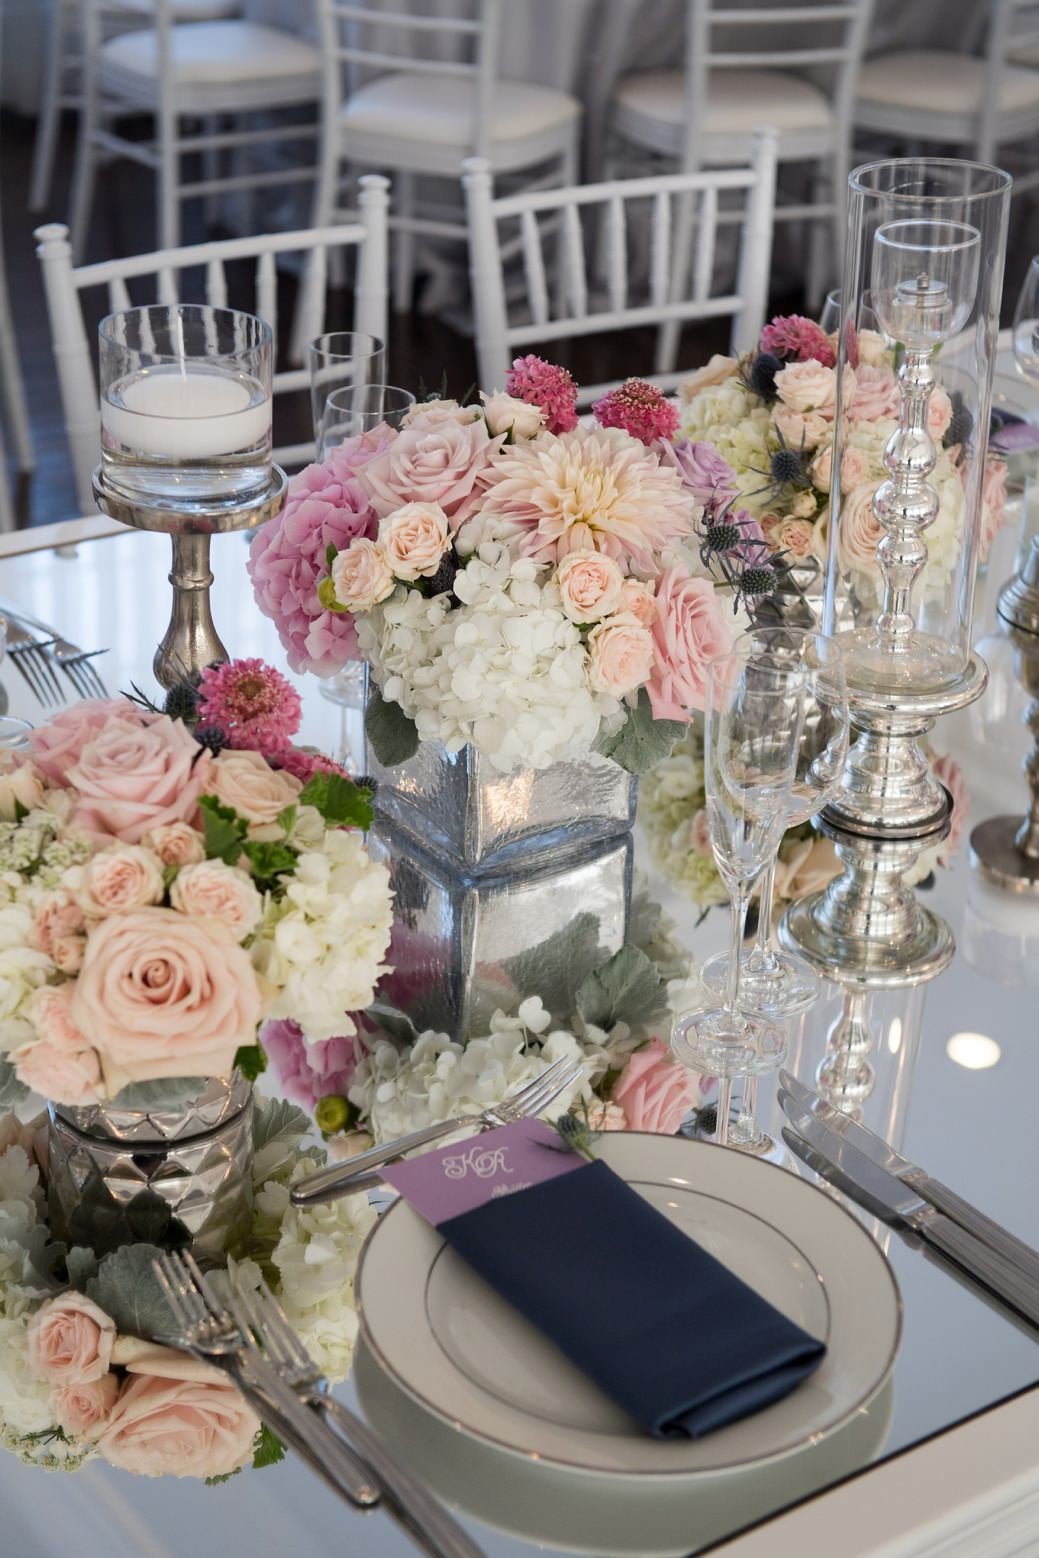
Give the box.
[779,1071,1039,1283]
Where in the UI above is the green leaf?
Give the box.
[298,771,373,831]
[205,1469,242,1486]
[364,689,419,768]
[252,1422,286,1470]
[234,1043,267,1083]
[593,688,685,775]
[87,1244,176,1340]
[325,542,338,570]
[575,945,669,1032]
[198,795,249,865]
[240,838,300,890]
[501,912,604,1021]
[65,1246,99,1292]
[317,576,348,613]
[0,1055,30,1111]
[276,803,297,836]
[13,799,28,822]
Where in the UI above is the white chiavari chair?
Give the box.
[463,129,777,404]
[35,176,389,515]
[0,200,35,534]
[312,0,581,314]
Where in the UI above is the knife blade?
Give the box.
[779,1092,1039,1329]
[779,1071,1039,1283]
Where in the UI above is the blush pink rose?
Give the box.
[13,1034,103,1105]
[53,1373,120,1439]
[810,444,833,492]
[851,364,900,422]
[28,700,156,786]
[79,845,165,917]
[617,579,658,627]
[679,354,739,401]
[611,1038,701,1135]
[586,1100,629,1131]
[775,518,817,559]
[360,410,503,526]
[480,391,544,439]
[210,749,302,827]
[772,405,830,450]
[837,481,884,573]
[170,860,263,941]
[31,890,85,959]
[555,550,625,622]
[979,455,1009,564]
[774,360,838,415]
[51,935,86,975]
[26,1293,115,1385]
[331,537,395,610]
[141,823,206,868]
[0,754,44,822]
[70,907,262,1086]
[28,984,88,1049]
[69,716,212,845]
[839,446,871,493]
[647,565,733,720]
[96,1369,259,1480]
[928,385,953,441]
[587,615,654,696]
[690,808,712,856]
[379,501,451,580]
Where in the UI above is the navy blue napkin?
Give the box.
[439,1157,825,1439]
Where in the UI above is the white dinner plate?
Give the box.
[357,1133,901,1481]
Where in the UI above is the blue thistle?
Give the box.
[748,351,783,403]
[740,565,778,599]
[194,724,229,755]
[703,521,743,554]
[770,445,807,486]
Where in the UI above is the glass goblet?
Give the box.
[671,644,808,1152]
[307,331,386,444]
[317,384,416,460]
[700,628,849,1020]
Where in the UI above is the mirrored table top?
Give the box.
[0,517,1036,1558]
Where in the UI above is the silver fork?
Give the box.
[0,616,65,706]
[229,1277,484,1558]
[153,1250,381,1511]
[0,604,108,698]
[291,1055,584,1206]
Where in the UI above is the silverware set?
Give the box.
[154,1250,484,1558]
[0,603,108,704]
[779,1071,1039,1328]
[292,1053,584,1207]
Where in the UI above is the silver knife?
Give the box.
[779,1087,1039,1329]
[779,1071,1039,1284]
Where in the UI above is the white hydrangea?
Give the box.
[357,544,625,773]
[0,904,52,1049]
[678,383,774,515]
[251,829,393,1043]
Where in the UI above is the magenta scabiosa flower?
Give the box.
[759,315,836,368]
[505,354,579,434]
[195,658,302,753]
[592,378,680,445]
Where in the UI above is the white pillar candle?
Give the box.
[102,365,272,460]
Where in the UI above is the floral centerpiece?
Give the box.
[0,660,393,1109]
[0,1095,372,1477]
[249,360,777,776]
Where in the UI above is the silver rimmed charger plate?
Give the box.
[357,1133,901,1482]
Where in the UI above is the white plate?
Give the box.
[357,1133,901,1481]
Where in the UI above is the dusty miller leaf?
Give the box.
[110,1077,209,1111]
[575,945,668,1031]
[0,1056,29,1110]
[593,688,685,775]
[87,1244,175,1340]
[501,912,604,1021]
[65,1246,99,1292]
[252,1095,311,1157]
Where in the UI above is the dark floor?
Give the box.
[3,105,1039,529]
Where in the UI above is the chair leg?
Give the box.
[159,126,180,253]
[0,421,15,535]
[655,186,696,378]
[393,171,416,314]
[0,259,34,475]
[29,0,70,212]
[68,123,98,264]
[554,134,579,320]
[202,116,221,228]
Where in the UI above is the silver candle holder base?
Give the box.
[92,463,287,690]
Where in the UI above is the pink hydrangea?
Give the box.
[261,1018,363,1111]
[592,379,679,445]
[248,445,380,677]
[196,659,301,754]
[505,355,578,434]
[760,315,836,368]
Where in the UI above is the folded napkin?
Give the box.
[438,1156,826,1439]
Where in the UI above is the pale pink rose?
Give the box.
[979,455,1009,564]
[587,615,655,696]
[210,749,302,826]
[28,984,88,1049]
[31,890,85,959]
[774,360,838,415]
[170,860,262,941]
[51,935,86,975]
[837,481,884,573]
[932,752,968,866]
[789,490,818,520]
[26,1293,115,1385]
[79,844,165,917]
[96,1369,259,1480]
[70,907,262,1086]
[773,837,841,901]
[400,399,481,428]
[331,538,395,610]
[679,354,739,402]
[839,445,871,493]
[851,364,900,422]
[360,410,503,526]
[69,715,212,845]
[772,405,829,450]
[53,1373,120,1439]
[617,579,658,627]
[928,385,953,441]
[379,502,451,581]
[611,1038,701,1135]
[647,565,733,720]
[0,753,44,822]
[480,391,544,439]
[555,551,625,623]
[776,518,817,559]
[13,1034,103,1105]
[810,445,833,492]
[690,808,712,857]
[856,329,889,367]
[28,700,156,787]
[586,1100,629,1131]
[141,823,206,868]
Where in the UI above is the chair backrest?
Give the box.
[35,178,389,513]
[464,130,777,402]
[683,0,873,164]
[983,0,1039,160]
[315,0,503,159]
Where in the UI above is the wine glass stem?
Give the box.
[753,856,777,959]
[734,1075,759,1144]
[716,1077,733,1147]
[725,888,750,1018]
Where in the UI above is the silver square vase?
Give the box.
[46,1072,254,1263]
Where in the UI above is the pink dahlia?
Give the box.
[248,447,379,677]
[479,425,697,570]
[260,1019,363,1112]
[504,355,579,434]
[760,314,836,368]
[592,379,679,445]
[196,658,302,753]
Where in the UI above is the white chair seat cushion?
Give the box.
[100,21,321,85]
[117,0,240,18]
[857,51,1039,114]
[613,68,833,136]
[340,73,581,147]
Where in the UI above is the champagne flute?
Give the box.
[700,628,849,1018]
[672,644,807,1151]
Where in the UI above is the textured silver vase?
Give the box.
[46,1073,254,1262]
